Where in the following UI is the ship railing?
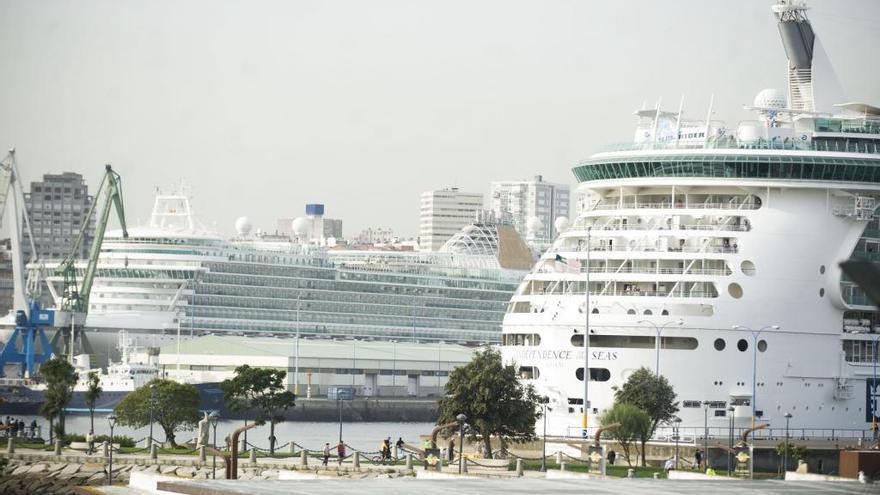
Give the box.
[577,266,729,276]
[569,224,750,232]
[561,244,738,255]
[587,201,761,212]
[595,139,880,155]
[566,426,873,443]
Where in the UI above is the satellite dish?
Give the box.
[291,217,310,237]
[234,217,253,235]
[554,216,570,234]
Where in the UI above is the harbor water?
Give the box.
[10,415,434,453]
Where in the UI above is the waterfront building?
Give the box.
[22,172,94,260]
[352,227,396,245]
[161,334,474,398]
[0,239,12,315]
[489,175,570,245]
[419,187,483,251]
[502,0,880,437]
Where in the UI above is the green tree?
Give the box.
[613,367,678,466]
[39,357,78,439]
[775,441,808,473]
[115,379,200,447]
[600,402,652,467]
[220,365,296,454]
[84,371,103,434]
[437,348,540,458]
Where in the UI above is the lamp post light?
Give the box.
[107,413,117,486]
[783,412,792,476]
[637,319,684,376]
[703,400,710,471]
[731,324,780,426]
[727,406,735,476]
[673,416,682,470]
[209,411,219,479]
[148,383,157,449]
[583,227,591,435]
[456,413,467,474]
[294,293,301,397]
[540,396,549,472]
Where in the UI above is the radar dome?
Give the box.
[291,217,310,237]
[234,216,253,235]
[554,216,570,234]
[526,216,543,233]
[753,88,787,109]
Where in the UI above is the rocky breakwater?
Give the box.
[0,458,129,494]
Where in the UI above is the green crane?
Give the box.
[56,164,128,316]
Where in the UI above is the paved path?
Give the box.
[148,477,871,495]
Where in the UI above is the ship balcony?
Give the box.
[580,194,762,214]
[552,242,739,255]
[566,223,750,233]
[514,280,718,300]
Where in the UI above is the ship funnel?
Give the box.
[772,1,815,111]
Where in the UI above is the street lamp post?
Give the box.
[294,293,301,396]
[871,335,880,441]
[673,417,682,470]
[456,414,467,474]
[783,412,792,476]
[703,400,710,471]
[540,396,549,472]
[731,324,780,427]
[583,227,591,435]
[209,411,219,479]
[107,413,117,486]
[148,383,157,449]
[638,319,683,376]
[337,398,343,443]
[727,406,735,476]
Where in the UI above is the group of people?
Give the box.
[320,436,406,466]
[321,441,347,467]
[2,417,37,438]
[380,437,405,461]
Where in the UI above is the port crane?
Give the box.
[0,153,128,377]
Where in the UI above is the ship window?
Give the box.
[714,338,726,351]
[519,366,539,380]
[627,309,636,315]
[591,308,599,314]
[576,367,611,382]
[741,260,756,276]
[819,288,825,297]
[643,309,652,315]
[661,309,669,316]
[728,283,743,299]
[757,339,768,352]
[820,265,826,274]
[503,333,542,346]
[737,339,748,352]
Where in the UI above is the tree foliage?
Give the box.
[613,367,678,466]
[437,348,540,458]
[220,365,296,454]
[84,371,102,433]
[115,379,200,447]
[775,441,808,463]
[600,402,652,467]
[39,357,78,438]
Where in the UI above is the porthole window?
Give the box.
[661,310,669,316]
[627,309,636,315]
[820,265,826,274]
[728,283,743,299]
[741,260,756,276]
[737,339,748,352]
[757,339,767,352]
[591,308,599,314]
[576,367,611,382]
[714,338,726,351]
[643,309,653,315]
[819,288,825,297]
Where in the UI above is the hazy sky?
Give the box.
[2,0,878,239]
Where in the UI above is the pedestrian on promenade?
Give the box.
[664,457,675,475]
[695,450,702,470]
[86,430,95,455]
[607,449,616,466]
[337,441,346,466]
[30,420,37,439]
[384,437,392,460]
[447,438,455,462]
[322,443,331,466]
[396,437,405,450]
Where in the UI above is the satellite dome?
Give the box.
[234,216,252,235]
[291,217,310,237]
[554,216,570,234]
[526,216,543,233]
[754,88,787,109]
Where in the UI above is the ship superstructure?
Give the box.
[502,1,880,436]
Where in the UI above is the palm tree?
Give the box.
[84,371,103,434]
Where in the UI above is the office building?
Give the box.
[419,187,483,251]
[23,172,94,261]
[489,175,570,243]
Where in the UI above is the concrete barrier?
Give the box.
[128,471,179,494]
[668,471,736,481]
[785,471,857,482]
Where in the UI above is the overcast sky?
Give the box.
[2,0,878,239]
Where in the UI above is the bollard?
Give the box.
[438,456,444,471]
[150,444,158,460]
[300,449,308,467]
[7,437,14,454]
[54,439,62,455]
[289,442,296,455]
[516,458,523,477]
[103,441,109,457]
[241,438,247,453]
[461,457,468,474]
[560,462,567,472]
[405,453,413,471]
[627,468,635,478]
[556,452,563,464]
[653,472,660,479]
[394,445,399,460]
[249,448,257,465]
[199,445,207,462]
[353,452,360,469]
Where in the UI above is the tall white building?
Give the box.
[419,187,483,251]
[489,175,570,244]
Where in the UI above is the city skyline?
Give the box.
[2,0,879,239]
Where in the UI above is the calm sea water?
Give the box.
[12,415,434,453]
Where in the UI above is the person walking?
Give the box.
[322,443,331,467]
[86,430,95,455]
[607,449,616,466]
[695,449,702,471]
[336,441,346,466]
[30,420,37,439]
[447,438,455,462]
[384,437,392,461]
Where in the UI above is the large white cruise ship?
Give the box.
[24,191,531,366]
[502,1,880,437]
